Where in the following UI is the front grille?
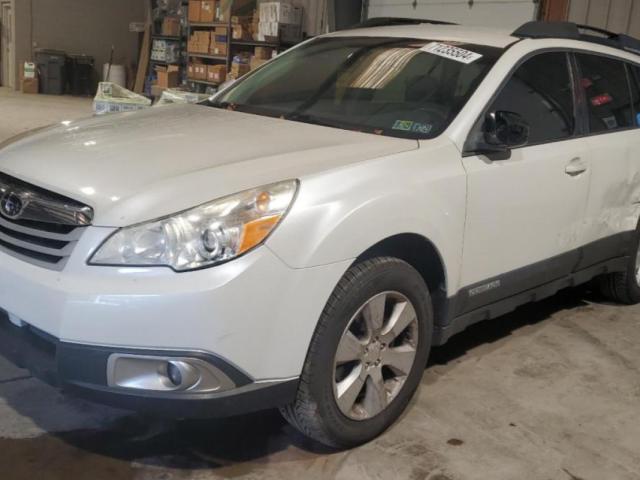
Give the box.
[0,173,93,270]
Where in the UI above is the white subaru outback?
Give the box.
[1,19,639,448]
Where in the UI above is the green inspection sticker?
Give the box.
[393,120,414,131]
[393,120,433,134]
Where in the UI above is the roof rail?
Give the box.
[513,21,640,56]
[348,17,457,30]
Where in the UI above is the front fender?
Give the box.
[267,145,467,297]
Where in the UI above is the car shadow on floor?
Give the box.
[428,286,593,367]
[0,286,603,476]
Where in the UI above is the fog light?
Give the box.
[167,362,183,387]
[107,354,236,393]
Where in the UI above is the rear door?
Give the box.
[457,51,591,314]
[573,53,640,269]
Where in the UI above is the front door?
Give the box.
[1,1,14,89]
[457,51,591,314]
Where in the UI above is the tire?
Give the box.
[280,257,433,449]
[599,227,640,305]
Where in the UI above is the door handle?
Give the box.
[565,157,588,176]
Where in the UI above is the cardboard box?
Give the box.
[230,63,251,79]
[188,0,202,22]
[210,41,228,56]
[162,17,181,36]
[194,64,208,80]
[219,0,254,19]
[207,65,227,84]
[188,63,196,78]
[201,0,216,23]
[188,31,211,53]
[259,2,301,24]
[20,62,39,94]
[155,65,180,88]
[232,23,252,40]
[151,84,166,98]
[21,77,39,94]
[93,82,152,115]
[254,46,274,60]
[250,57,269,71]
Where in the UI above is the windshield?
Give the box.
[208,37,503,139]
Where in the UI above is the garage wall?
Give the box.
[367,0,538,29]
[568,0,640,37]
[12,0,146,89]
[10,0,31,88]
[31,0,146,78]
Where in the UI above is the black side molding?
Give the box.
[433,256,628,346]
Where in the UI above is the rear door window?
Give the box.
[575,53,634,133]
[627,64,640,127]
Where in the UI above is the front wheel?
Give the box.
[281,257,433,448]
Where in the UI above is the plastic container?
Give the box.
[102,64,127,88]
[35,49,67,95]
[66,55,96,96]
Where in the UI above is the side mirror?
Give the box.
[484,111,530,150]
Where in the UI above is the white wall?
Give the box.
[568,0,640,37]
[293,0,329,36]
[367,0,538,30]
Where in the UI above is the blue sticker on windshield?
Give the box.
[393,120,433,134]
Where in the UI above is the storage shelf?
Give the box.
[188,78,220,87]
[231,39,281,48]
[188,53,228,61]
[152,35,184,41]
[189,22,229,28]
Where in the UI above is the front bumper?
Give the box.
[0,227,351,380]
[0,313,299,417]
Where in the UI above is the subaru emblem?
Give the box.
[0,192,25,219]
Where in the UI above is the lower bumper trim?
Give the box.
[0,313,298,418]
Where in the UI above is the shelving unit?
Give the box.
[189,78,221,87]
[147,0,189,96]
[188,53,228,61]
[186,26,228,91]
[184,0,304,93]
[231,39,282,48]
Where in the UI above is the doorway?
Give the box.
[540,0,570,21]
[0,0,14,89]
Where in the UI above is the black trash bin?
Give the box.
[35,49,67,95]
[66,55,96,96]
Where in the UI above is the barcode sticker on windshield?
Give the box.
[421,42,483,64]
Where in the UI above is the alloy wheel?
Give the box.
[332,291,419,421]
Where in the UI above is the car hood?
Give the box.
[0,104,418,226]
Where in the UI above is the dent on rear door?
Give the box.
[583,131,640,242]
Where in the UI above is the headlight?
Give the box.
[89,180,298,271]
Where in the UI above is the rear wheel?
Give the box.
[599,228,640,305]
[281,257,433,448]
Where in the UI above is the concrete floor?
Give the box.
[1,89,640,480]
[0,87,93,140]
